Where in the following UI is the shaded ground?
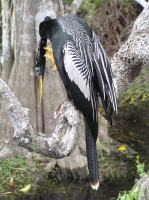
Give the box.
[13,178,135,200]
[112,67,149,168]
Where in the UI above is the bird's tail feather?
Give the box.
[85,119,99,190]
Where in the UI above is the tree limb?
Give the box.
[59,0,64,16]
[0,78,84,158]
[111,1,149,95]
[64,0,83,15]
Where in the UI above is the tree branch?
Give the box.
[0,78,84,158]
[59,0,64,16]
[111,1,149,95]
[64,0,83,15]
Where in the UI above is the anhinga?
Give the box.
[35,15,118,190]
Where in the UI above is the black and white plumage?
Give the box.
[37,15,118,190]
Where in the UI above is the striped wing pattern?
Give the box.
[63,40,98,122]
[58,16,94,76]
[92,31,118,119]
[58,16,117,122]
[63,41,91,100]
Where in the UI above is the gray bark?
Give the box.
[135,174,149,200]
[112,2,149,199]
[0,0,88,179]
[0,0,63,158]
[65,0,83,14]
[0,78,83,158]
[111,2,149,96]
[1,0,13,83]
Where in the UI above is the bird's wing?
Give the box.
[58,16,106,107]
[63,40,98,122]
[92,31,118,123]
[63,40,90,100]
[58,15,117,123]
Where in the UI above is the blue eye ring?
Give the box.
[35,66,40,75]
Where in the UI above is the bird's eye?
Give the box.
[35,66,40,75]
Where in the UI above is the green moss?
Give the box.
[120,67,149,104]
[78,0,113,15]
[0,156,51,199]
[98,152,135,180]
[63,0,73,5]
[0,157,30,194]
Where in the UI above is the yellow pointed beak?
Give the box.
[44,46,58,71]
[39,76,43,104]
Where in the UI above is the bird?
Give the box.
[35,15,118,190]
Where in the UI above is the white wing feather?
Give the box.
[63,41,91,100]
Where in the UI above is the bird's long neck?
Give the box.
[39,18,58,42]
[46,19,58,41]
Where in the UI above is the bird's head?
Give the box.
[35,38,47,103]
[39,16,51,39]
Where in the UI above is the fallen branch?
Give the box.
[0,78,84,158]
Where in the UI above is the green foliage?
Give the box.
[0,155,56,200]
[118,185,144,200]
[118,156,145,200]
[63,0,73,5]
[136,155,145,178]
[78,0,112,15]
[120,0,132,10]
[78,0,133,15]
[0,157,31,193]
[120,67,149,104]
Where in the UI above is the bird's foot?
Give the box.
[44,46,58,71]
[54,99,70,119]
[55,98,70,112]
[52,64,57,71]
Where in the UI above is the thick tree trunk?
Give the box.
[0,0,66,158]
[0,0,88,178]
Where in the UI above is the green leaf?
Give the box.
[142,94,147,100]
[130,96,135,102]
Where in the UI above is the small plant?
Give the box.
[136,155,145,178]
[78,0,112,15]
[118,156,145,200]
[141,94,148,101]
[120,67,149,105]
[118,185,144,200]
